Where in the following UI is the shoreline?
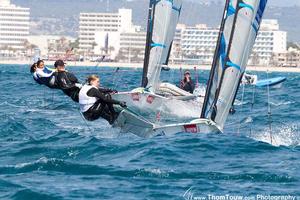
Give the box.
[1,60,299,73]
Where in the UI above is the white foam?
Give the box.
[14,157,53,169]
[250,124,300,147]
[270,101,295,106]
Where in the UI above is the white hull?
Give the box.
[113,110,221,138]
[112,88,203,121]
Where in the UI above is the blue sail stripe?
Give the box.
[151,43,166,48]
[226,61,241,71]
[238,3,254,12]
[227,0,236,17]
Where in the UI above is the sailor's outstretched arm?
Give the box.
[87,88,122,105]
[98,87,117,94]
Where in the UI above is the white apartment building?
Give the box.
[79,8,135,56]
[174,20,287,65]
[251,19,287,64]
[175,24,219,64]
[0,0,30,53]
[118,31,146,62]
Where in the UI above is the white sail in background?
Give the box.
[142,0,182,92]
[201,0,268,130]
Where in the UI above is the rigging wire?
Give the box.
[78,109,93,133]
[194,66,199,87]
[179,67,183,86]
[266,70,273,145]
[237,83,246,136]
[249,84,256,137]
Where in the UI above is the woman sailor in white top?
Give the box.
[79,75,127,124]
[30,60,57,88]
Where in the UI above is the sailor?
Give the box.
[180,70,195,94]
[31,60,57,88]
[242,73,257,85]
[79,75,126,124]
[54,59,82,102]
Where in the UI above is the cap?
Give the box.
[54,59,66,68]
[184,70,191,75]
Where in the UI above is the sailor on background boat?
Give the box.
[180,70,195,94]
[79,75,127,124]
[242,73,258,85]
[30,60,57,88]
[54,59,82,102]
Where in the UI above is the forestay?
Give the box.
[201,0,268,130]
[142,0,182,92]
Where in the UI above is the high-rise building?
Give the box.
[173,20,287,65]
[0,0,30,53]
[251,19,287,64]
[174,24,219,64]
[79,9,135,55]
[117,31,146,62]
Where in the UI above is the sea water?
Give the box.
[0,64,299,199]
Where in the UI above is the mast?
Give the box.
[141,0,155,87]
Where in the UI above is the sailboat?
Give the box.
[113,0,268,138]
[113,0,203,120]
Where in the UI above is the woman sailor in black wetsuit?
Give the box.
[54,60,82,102]
[79,75,126,124]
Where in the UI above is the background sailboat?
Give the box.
[113,0,203,120]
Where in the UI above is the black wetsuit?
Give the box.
[83,87,122,124]
[55,71,81,102]
[180,79,195,94]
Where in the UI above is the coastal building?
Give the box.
[250,19,287,65]
[78,13,287,65]
[0,0,30,56]
[172,24,218,64]
[172,20,287,65]
[273,47,300,67]
[117,31,146,62]
[79,8,135,58]
[28,35,77,61]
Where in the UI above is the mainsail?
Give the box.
[142,0,182,91]
[201,0,268,130]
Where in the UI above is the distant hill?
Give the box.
[12,0,300,42]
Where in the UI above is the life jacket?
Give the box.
[79,84,98,113]
[33,67,56,87]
